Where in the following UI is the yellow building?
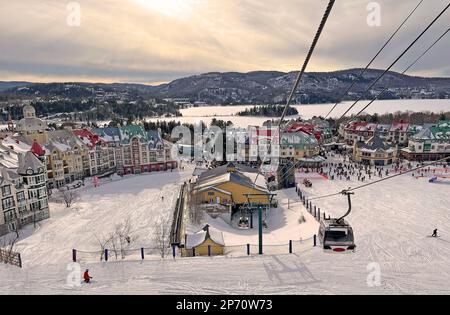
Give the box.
[353,134,398,166]
[183,225,225,257]
[194,162,270,207]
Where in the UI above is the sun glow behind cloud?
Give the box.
[132,0,193,17]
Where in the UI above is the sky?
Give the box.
[0,0,449,85]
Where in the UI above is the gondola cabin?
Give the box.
[318,219,355,253]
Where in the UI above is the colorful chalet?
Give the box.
[353,133,397,166]
[194,162,270,208]
[116,125,177,175]
[401,121,450,161]
[183,224,225,257]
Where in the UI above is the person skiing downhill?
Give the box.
[432,229,438,238]
[83,269,93,283]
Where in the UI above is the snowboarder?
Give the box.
[83,269,93,283]
[432,229,438,238]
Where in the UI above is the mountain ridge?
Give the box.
[1,68,450,104]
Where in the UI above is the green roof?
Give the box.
[119,125,147,145]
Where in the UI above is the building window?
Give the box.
[2,197,15,210]
[16,191,25,202]
[1,185,11,197]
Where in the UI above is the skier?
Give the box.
[432,229,438,238]
[83,269,93,283]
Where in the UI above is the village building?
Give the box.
[194,162,270,211]
[307,117,333,143]
[339,121,378,145]
[7,106,85,188]
[183,224,225,257]
[376,124,391,141]
[241,125,279,163]
[0,151,50,236]
[401,121,450,161]
[115,125,177,175]
[73,129,116,177]
[353,133,397,166]
[388,121,410,145]
[280,130,319,162]
[92,127,123,173]
[44,130,85,188]
[15,105,47,144]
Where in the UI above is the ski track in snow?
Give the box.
[1,160,450,294]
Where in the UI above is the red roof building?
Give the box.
[72,129,102,148]
[31,140,45,157]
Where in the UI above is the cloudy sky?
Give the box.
[0,0,449,84]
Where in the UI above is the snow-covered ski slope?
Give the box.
[1,162,450,294]
[4,169,191,268]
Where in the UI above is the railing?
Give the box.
[170,183,187,246]
[72,237,318,263]
[0,248,22,268]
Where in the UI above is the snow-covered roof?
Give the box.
[17,151,45,175]
[0,145,19,169]
[198,186,232,196]
[357,133,392,151]
[119,125,147,145]
[281,131,318,147]
[412,121,450,141]
[185,225,225,249]
[197,168,267,193]
[2,136,32,153]
[92,127,121,143]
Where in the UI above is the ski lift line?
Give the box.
[355,26,450,118]
[324,0,424,119]
[279,0,336,125]
[283,156,450,206]
[252,0,336,188]
[274,0,432,185]
[336,2,450,122]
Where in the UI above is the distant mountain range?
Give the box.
[0,81,31,92]
[1,69,450,105]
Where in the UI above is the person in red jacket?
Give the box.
[83,269,93,283]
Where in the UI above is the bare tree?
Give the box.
[97,217,137,260]
[114,217,134,259]
[94,233,114,261]
[152,214,171,258]
[59,189,79,208]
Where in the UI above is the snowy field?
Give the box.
[1,156,450,294]
[1,169,192,268]
[147,99,450,127]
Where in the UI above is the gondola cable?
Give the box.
[276,25,450,185]
[324,0,424,119]
[252,0,336,187]
[336,2,450,122]
[353,26,450,118]
[282,155,450,206]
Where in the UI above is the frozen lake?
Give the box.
[147,99,450,127]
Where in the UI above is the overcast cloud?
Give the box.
[0,0,449,84]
